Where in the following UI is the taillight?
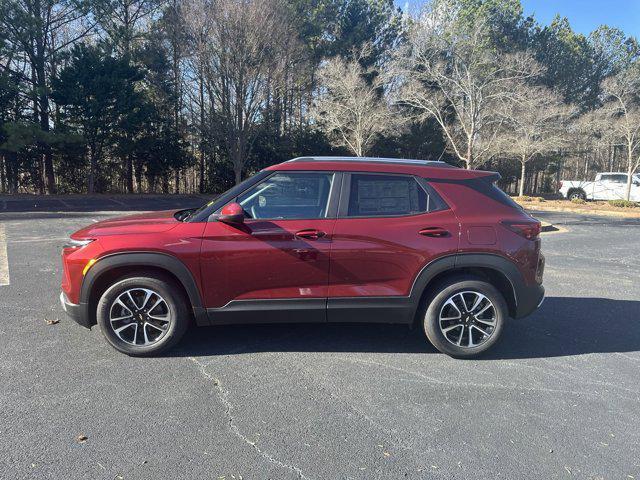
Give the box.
[558,181,563,190]
[502,221,541,240]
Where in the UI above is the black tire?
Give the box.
[422,276,507,358]
[96,274,190,356]
[568,189,586,201]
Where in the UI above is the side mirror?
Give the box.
[217,202,245,225]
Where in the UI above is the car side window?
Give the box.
[237,172,335,220]
[601,174,627,183]
[612,175,628,183]
[345,174,430,217]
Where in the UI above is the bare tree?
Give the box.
[392,0,541,169]
[182,0,211,192]
[312,50,397,157]
[600,63,640,200]
[575,109,620,175]
[183,0,296,184]
[497,82,571,196]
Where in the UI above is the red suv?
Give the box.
[60,157,544,357]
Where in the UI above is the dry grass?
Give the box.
[514,195,546,203]
[513,198,640,218]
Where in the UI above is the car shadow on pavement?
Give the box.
[171,296,640,360]
[485,296,640,360]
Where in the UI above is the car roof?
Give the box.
[267,156,496,180]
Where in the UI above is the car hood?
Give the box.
[71,210,181,238]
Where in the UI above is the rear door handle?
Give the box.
[419,227,449,238]
[295,229,326,240]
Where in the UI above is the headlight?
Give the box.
[63,238,95,249]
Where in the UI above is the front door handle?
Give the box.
[295,229,326,240]
[419,227,449,238]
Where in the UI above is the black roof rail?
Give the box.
[285,156,456,168]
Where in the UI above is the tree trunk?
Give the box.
[198,65,205,193]
[88,148,96,194]
[626,143,634,201]
[135,168,143,194]
[126,154,134,193]
[0,155,5,193]
[608,144,614,171]
[5,152,18,193]
[625,166,633,201]
[38,155,46,194]
[519,160,526,197]
[43,149,56,194]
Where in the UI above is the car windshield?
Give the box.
[184,171,268,222]
[183,196,220,221]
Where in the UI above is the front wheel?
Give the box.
[96,275,190,356]
[423,277,507,358]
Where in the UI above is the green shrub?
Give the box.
[571,197,587,205]
[608,199,639,208]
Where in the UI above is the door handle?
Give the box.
[419,227,449,238]
[295,229,326,240]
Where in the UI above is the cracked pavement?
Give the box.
[1,202,639,479]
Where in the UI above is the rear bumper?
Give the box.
[60,291,91,328]
[514,283,545,319]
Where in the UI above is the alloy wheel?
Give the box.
[438,291,497,348]
[109,288,171,346]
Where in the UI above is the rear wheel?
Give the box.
[422,277,507,358]
[96,275,190,356]
[568,189,586,201]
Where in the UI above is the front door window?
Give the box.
[237,172,335,220]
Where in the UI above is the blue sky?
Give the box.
[521,0,640,38]
[399,1,640,38]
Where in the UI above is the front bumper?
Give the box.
[60,291,91,328]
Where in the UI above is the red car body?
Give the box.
[61,157,544,342]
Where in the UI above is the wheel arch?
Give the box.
[80,252,207,327]
[410,254,522,323]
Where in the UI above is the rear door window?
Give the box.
[343,174,435,217]
[601,174,627,183]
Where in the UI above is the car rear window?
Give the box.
[462,175,523,210]
[489,184,522,209]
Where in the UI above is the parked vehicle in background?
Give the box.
[60,157,545,358]
[559,172,640,201]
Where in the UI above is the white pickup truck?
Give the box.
[559,172,640,201]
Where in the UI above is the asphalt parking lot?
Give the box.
[1,198,639,479]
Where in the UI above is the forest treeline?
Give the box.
[1,0,639,197]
